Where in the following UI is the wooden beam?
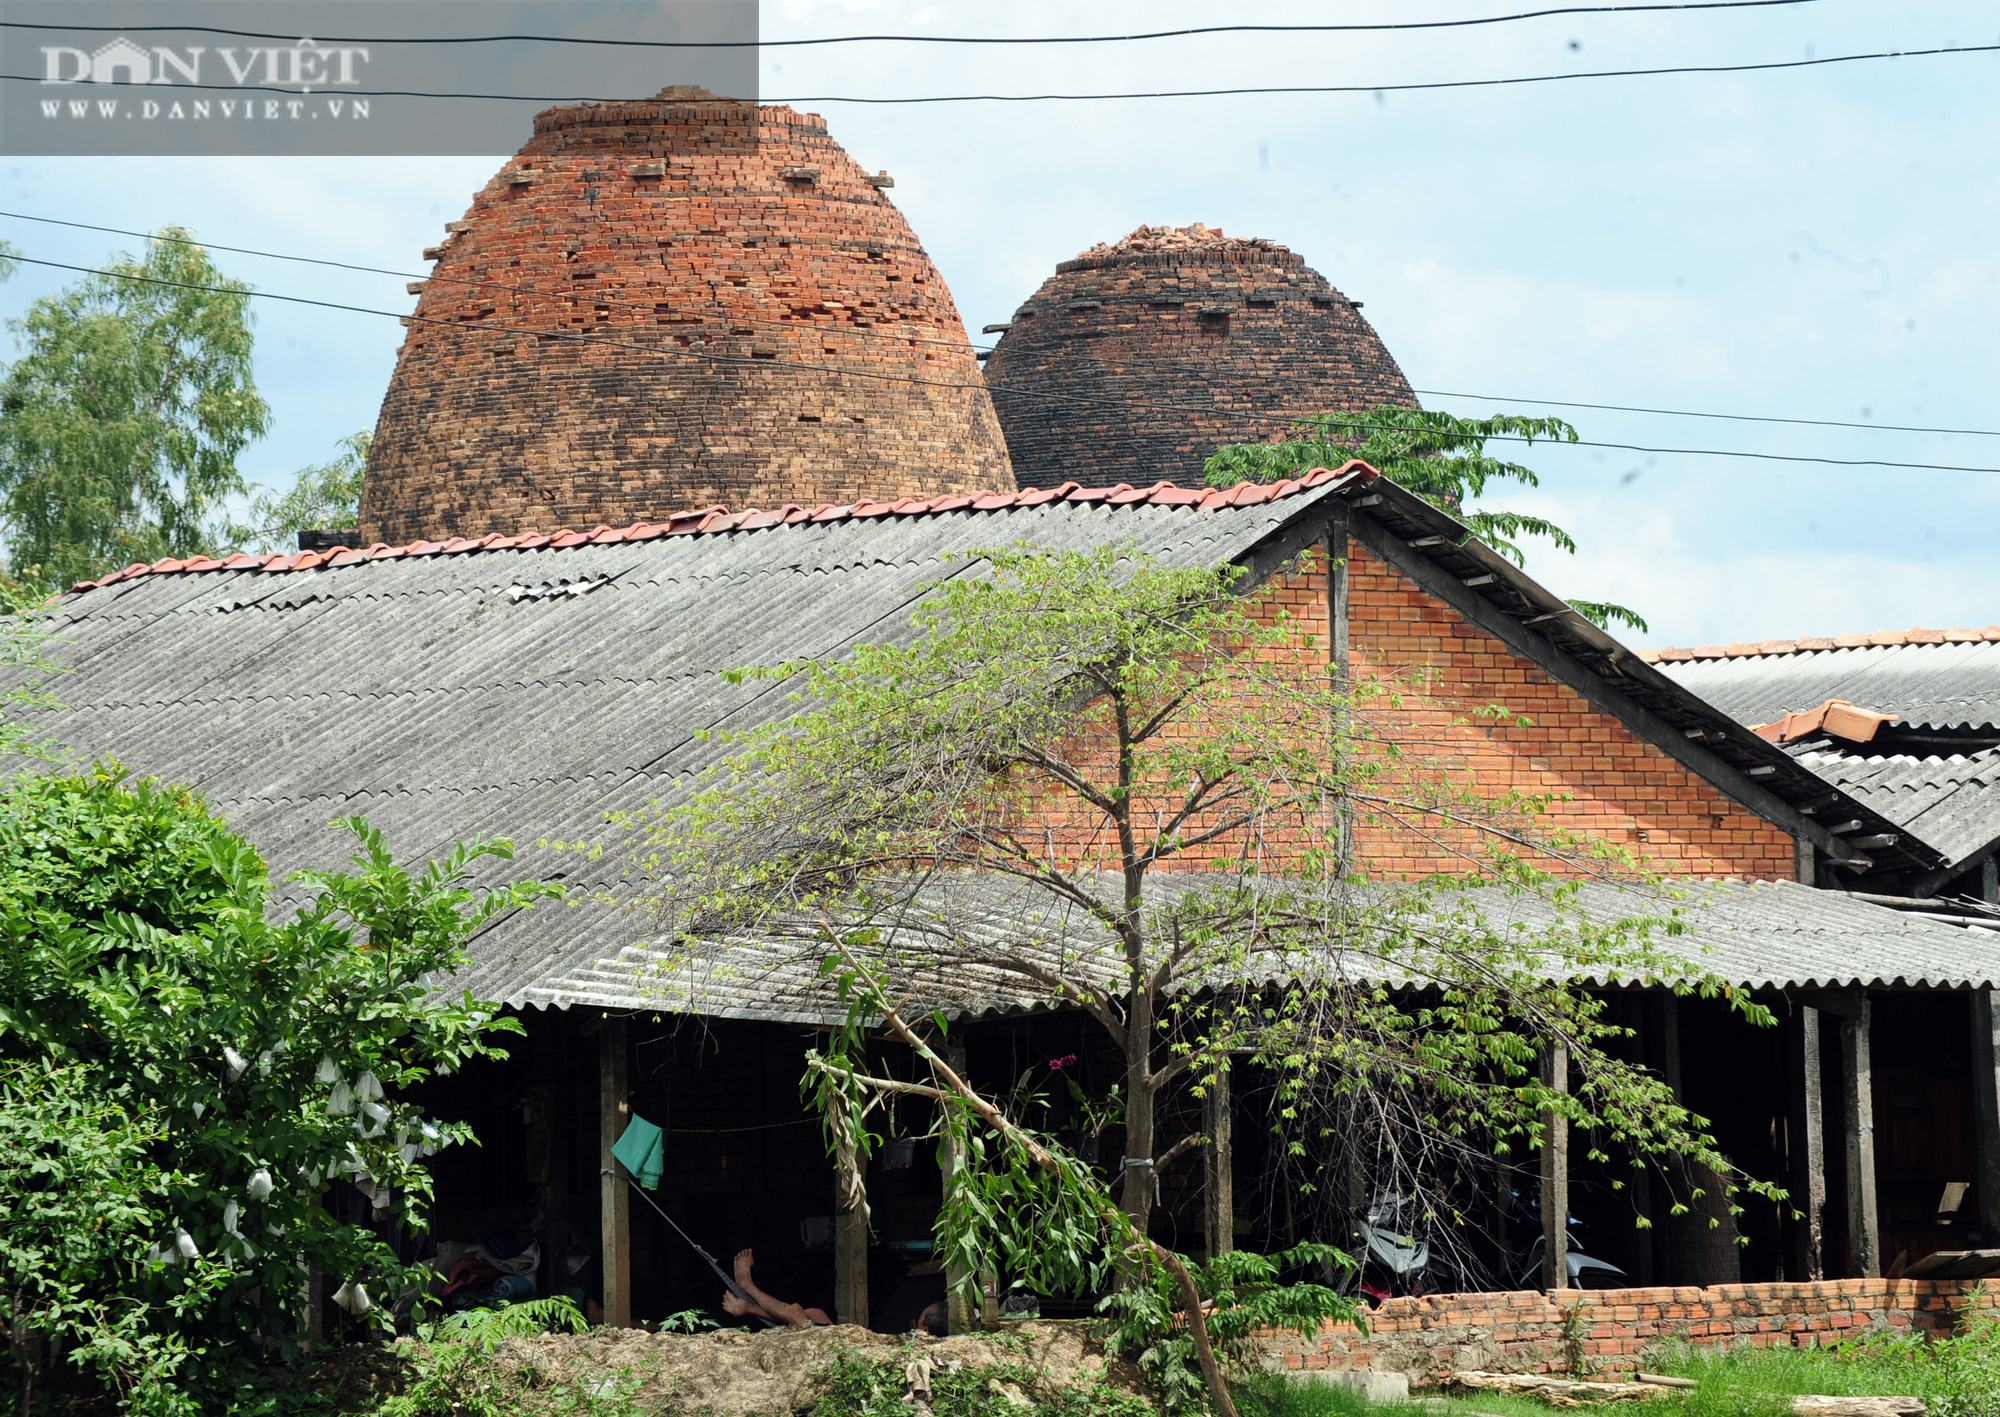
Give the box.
[1787,1004,1827,1281]
[833,1133,870,1326]
[598,1017,632,1327]
[1840,1000,1881,1278]
[1541,1043,1569,1292]
[1203,1067,1235,1260]
[1345,512,1868,867]
[1973,987,2000,1244]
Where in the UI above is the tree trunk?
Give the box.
[1120,1064,1157,1234]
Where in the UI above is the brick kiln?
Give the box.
[361,88,1014,544]
[981,223,1419,488]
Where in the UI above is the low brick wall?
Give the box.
[1259,1280,2000,1384]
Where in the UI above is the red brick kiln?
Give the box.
[361,88,1014,544]
[981,224,1419,488]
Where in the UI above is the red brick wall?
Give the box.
[1344,543,1798,881]
[984,229,1417,490]
[1261,1279,2000,1384]
[363,91,1013,546]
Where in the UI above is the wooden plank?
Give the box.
[1841,1000,1881,1278]
[1973,988,2000,1244]
[1345,512,1868,867]
[1203,1067,1234,1261]
[1542,1043,1569,1291]
[1787,1004,1827,1281]
[598,1017,632,1327]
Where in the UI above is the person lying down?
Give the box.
[721,1248,832,1328]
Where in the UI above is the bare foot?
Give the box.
[722,1289,749,1317]
[733,1248,755,1286]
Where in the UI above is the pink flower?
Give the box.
[1048,1054,1079,1072]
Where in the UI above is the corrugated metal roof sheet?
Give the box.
[1655,641,2000,731]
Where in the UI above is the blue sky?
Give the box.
[6,0,1998,649]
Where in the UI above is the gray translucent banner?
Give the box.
[1,0,759,155]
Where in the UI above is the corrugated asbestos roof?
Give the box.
[1651,639,2000,731]
[513,875,2000,1023]
[37,474,1361,1013]
[1791,748,2000,871]
[31,462,1976,1019]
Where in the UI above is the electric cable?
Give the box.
[16,248,2000,477]
[7,210,1993,445]
[5,39,1995,105]
[0,1,1832,48]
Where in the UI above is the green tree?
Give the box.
[0,766,556,1412]
[1203,406,1646,632]
[0,230,269,591]
[626,545,1768,1410]
[228,431,369,555]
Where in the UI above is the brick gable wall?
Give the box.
[1343,543,1798,881]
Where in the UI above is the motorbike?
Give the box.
[1350,1189,1627,1300]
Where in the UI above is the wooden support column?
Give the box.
[1840,998,1880,1278]
[833,1129,870,1326]
[1541,1043,1569,1292]
[1972,987,2000,1244]
[598,1017,632,1327]
[1786,1003,1827,1281]
[1203,1068,1234,1260]
[941,1043,973,1335]
[1326,501,1353,875]
[1795,835,1816,887]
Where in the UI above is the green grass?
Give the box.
[1237,1325,2000,1417]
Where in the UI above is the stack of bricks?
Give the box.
[362,87,1014,546]
[1259,1278,2000,1384]
[982,224,1419,489]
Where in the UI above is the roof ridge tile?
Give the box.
[1640,623,2000,662]
[58,464,1372,595]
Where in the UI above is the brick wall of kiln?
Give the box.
[362,96,1012,545]
[983,243,1417,489]
[1259,1278,2000,1384]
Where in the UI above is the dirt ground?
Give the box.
[489,1320,1141,1415]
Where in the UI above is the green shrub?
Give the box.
[0,765,555,1411]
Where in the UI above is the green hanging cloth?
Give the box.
[611,1112,666,1190]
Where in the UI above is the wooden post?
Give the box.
[1326,503,1353,875]
[598,1016,632,1327]
[1840,998,1880,1278]
[1541,1043,1569,1292]
[1203,1068,1234,1260]
[1795,835,1816,887]
[1973,987,2000,1245]
[941,1043,973,1334]
[1786,1003,1827,1281]
[833,1129,870,1326]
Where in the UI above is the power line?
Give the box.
[4,40,1993,107]
[0,210,988,357]
[1410,389,2000,439]
[17,250,2000,478]
[0,2,1830,48]
[16,211,1993,447]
